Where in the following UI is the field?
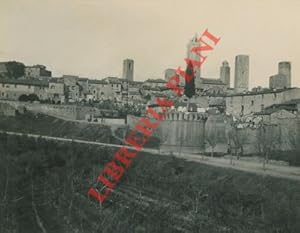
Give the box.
[0,133,299,233]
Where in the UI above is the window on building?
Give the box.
[241,105,244,113]
[14,84,17,88]
[251,100,254,106]
[28,85,31,89]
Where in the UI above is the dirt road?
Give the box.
[1,130,300,181]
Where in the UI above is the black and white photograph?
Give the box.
[0,0,300,232]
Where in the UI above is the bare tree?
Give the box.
[257,121,279,170]
[206,117,218,157]
[230,125,248,160]
[158,120,171,154]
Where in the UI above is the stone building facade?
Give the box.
[225,88,300,117]
[269,74,288,90]
[197,78,227,95]
[62,75,80,102]
[89,79,112,101]
[0,79,48,100]
[0,78,65,103]
[48,78,65,103]
[25,65,51,78]
[143,79,166,88]
[269,61,292,89]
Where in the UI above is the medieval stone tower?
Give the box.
[165,68,183,86]
[122,59,134,81]
[278,61,291,88]
[187,34,201,89]
[220,60,230,88]
[234,55,249,93]
[164,68,176,81]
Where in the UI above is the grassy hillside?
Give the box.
[0,133,299,233]
[0,112,160,148]
[0,112,114,143]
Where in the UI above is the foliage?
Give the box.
[184,61,195,98]
[18,94,39,102]
[5,61,25,78]
[18,94,29,102]
[27,94,39,102]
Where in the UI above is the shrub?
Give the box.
[18,94,29,102]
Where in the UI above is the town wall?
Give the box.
[129,111,300,156]
[127,112,208,153]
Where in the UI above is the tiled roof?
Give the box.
[129,91,140,95]
[104,77,123,84]
[78,77,89,81]
[200,78,224,85]
[145,79,166,83]
[279,98,300,105]
[49,78,64,83]
[89,79,107,84]
[128,80,143,85]
[226,88,297,97]
[255,108,294,116]
[261,98,300,113]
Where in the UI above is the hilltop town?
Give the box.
[0,39,300,232]
[0,34,299,161]
[2,0,300,232]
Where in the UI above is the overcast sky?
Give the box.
[0,0,299,88]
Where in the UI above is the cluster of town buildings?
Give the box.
[0,35,299,120]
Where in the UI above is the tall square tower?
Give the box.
[122,59,134,81]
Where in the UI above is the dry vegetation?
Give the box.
[0,133,300,233]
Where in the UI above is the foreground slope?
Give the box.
[0,134,300,233]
